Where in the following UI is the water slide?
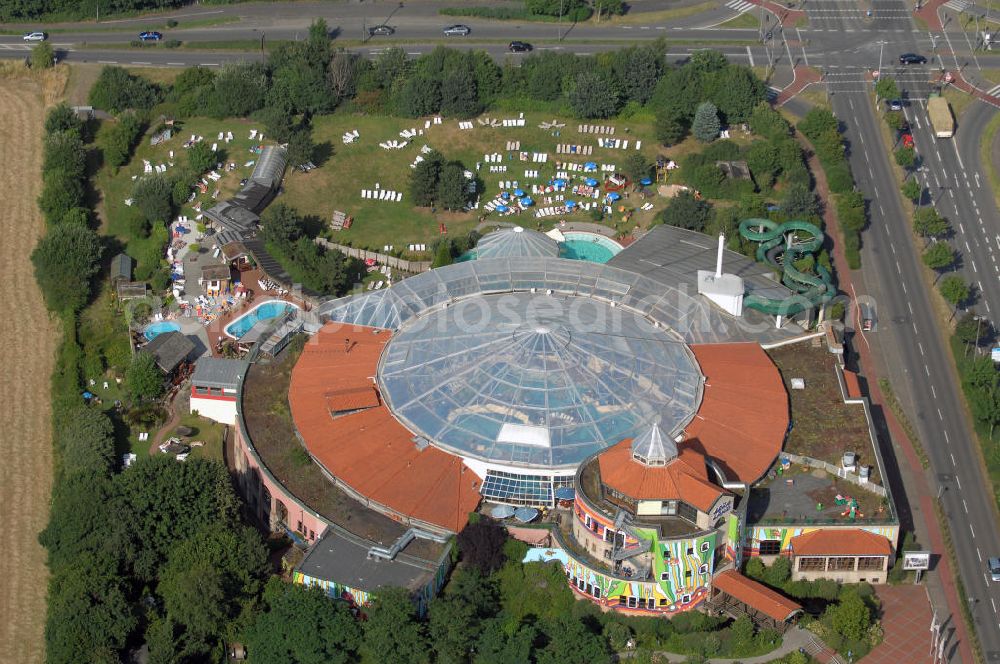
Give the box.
[737,218,833,315]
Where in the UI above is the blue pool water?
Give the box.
[558,232,623,263]
[143,321,181,341]
[225,301,297,338]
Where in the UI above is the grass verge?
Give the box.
[877,378,931,469]
[0,15,237,35]
[606,1,718,24]
[718,12,760,28]
[979,109,1000,211]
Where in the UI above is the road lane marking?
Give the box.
[746,45,755,67]
[992,597,998,613]
[918,341,924,355]
[978,547,983,562]
[951,452,957,465]
[957,475,962,489]
[131,61,152,65]
[944,430,949,442]
[937,405,943,417]
[976,172,981,187]
[167,62,185,66]
[970,523,976,538]
[972,259,978,273]
[932,385,937,398]
[960,222,966,234]
[963,498,969,513]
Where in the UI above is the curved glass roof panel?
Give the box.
[377,292,704,468]
[475,226,560,259]
[318,257,800,345]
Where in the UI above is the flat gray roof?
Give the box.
[297,528,437,593]
[191,357,248,389]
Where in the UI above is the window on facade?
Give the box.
[699,563,709,575]
[686,546,694,555]
[798,557,826,571]
[829,556,857,571]
[604,528,614,543]
[659,598,668,606]
[682,594,691,604]
[585,515,592,529]
[586,583,593,595]
[701,541,711,552]
[661,500,678,515]
[660,571,669,581]
[577,578,585,591]
[646,598,655,610]
[678,502,698,523]
[195,386,210,394]
[210,387,223,396]
[604,550,612,560]
[758,540,782,556]
[618,596,627,605]
[858,556,885,571]
[684,570,692,579]
[627,597,638,608]
[593,587,601,599]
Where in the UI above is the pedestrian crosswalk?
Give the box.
[943,0,970,11]
[725,0,755,14]
[986,83,1000,96]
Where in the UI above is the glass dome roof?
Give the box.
[474,226,560,259]
[377,292,704,468]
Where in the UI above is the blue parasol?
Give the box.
[520,197,534,206]
[82,391,94,399]
[584,177,599,187]
[640,177,653,186]
[607,191,621,202]
[496,204,510,213]
[584,162,598,171]
[565,200,577,208]
[501,191,510,199]
[514,188,525,197]
[552,178,567,187]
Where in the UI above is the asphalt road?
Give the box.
[822,8,1000,661]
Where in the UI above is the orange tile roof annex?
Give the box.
[712,569,802,622]
[686,343,789,483]
[597,441,724,512]
[288,324,481,533]
[790,528,893,557]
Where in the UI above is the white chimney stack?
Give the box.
[715,233,725,278]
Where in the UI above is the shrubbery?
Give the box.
[88,66,161,114]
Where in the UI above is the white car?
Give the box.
[23,32,47,42]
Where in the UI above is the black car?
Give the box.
[368,24,395,36]
[899,53,927,65]
[508,41,532,53]
[138,31,163,41]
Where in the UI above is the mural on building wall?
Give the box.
[562,530,716,614]
[747,525,899,555]
[725,513,741,564]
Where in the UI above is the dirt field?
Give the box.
[0,65,66,664]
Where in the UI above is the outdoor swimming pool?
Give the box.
[225,301,298,339]
[558,232,623,263]
[143,321,181,341]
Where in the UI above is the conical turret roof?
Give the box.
[631,421,678,466]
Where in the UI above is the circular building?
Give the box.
[473,225,560,259]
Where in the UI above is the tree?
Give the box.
[875,76,900,100]
[432,240,454,268]
[536,617,610,664]
[568,70,621,119]
[894,145,916,169]
[956,312,992,345]
[31,223,102,312]
[31,41,55,69]
[622,153,651,185]
[38,169,85,225]
[126,351,165,402]
[132,175,174,224]
[940,275,970,314]
[361,587,430,664]
[610,44,664,105]
[286,128,316,167]
[764,556,791,586]
[730,614,755,650]
[798,107,839,140]
[45,102,82,135]
[437,161,470,211]
[245,578,362,664]
[88,66,160,113]
[57,407,116,477]
[749,102,790,140]
[654,109,687,146]
[457,520,507,574]
[104,110,144,170]
[658,191,712,231]
[602,622,633,651]
[913,206,950,242]
[43,131,85,179]
[746,141,780,188]
[429,592,479,663]
[254,105,297,144]
[187,141,217,174]
[692,102,721,142]
[781,183,819,218]
[829,590,871,642]
[212,62,269,117]
[921,241,955,278]
[901,177,922,202]
[440,62,481,117]
[410,152,444,207]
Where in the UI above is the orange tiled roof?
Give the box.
[685,343,788,483]
[712,569,802,622]
[288,324,481,533]
[597,441,725,512]
[325,386,380,413]
[790,528,893,557]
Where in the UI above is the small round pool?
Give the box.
[225,300,298,339]
[144,321,181,341]
[558,232,623,263]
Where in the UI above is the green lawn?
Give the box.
[163,412,225,463]
[718,12,760,28]
[282,111,715,256]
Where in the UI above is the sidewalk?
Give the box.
[799,134,975,664]
[775,65,822,106]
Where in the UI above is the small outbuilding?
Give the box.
[111,253,133,285]
[142,331,195,375]
[201,264,231,296]
[190,357,248,425]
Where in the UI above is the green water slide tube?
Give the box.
[737,217,833,315]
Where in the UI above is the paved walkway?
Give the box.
[776,65,823,106]
[800,130,974,664]
[617,627,825,663]
[865,585,936,663]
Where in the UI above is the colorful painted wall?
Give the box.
[562,529,717,614]
[747,524,899,556]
